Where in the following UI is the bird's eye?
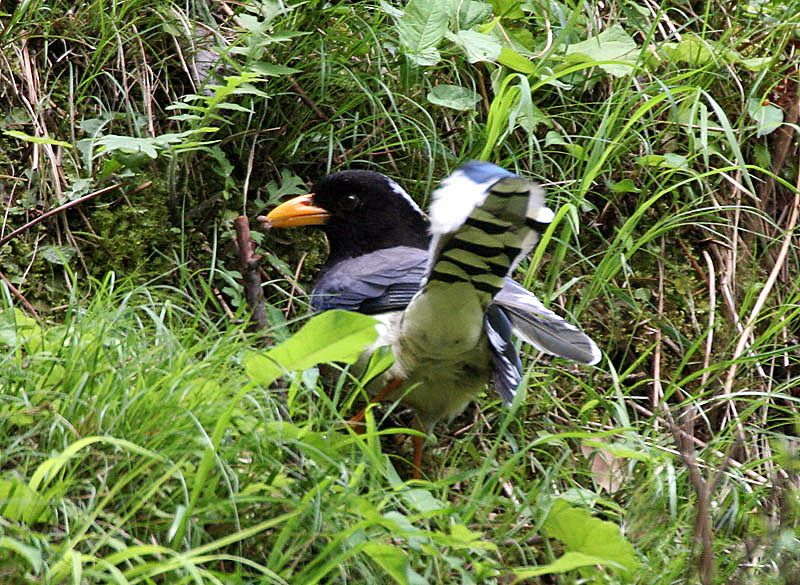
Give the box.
[341,194,360,210]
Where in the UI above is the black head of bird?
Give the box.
[262,170,429,263]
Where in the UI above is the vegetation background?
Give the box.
[1,0,798,583]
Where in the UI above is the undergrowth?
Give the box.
[1,0,799,583]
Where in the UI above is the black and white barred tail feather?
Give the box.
[423,161,554,298]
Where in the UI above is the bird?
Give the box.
[260,161,600,475]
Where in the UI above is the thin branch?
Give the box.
[0,269,39,319]
[234,215,268,331]
[0,182,127,248]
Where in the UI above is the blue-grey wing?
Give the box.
[311,246,428,314]
[485,303,522,404]
[495,279,601,365]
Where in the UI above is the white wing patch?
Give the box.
[428,170,495,235]
[387,179,425,217]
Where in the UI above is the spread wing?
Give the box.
[311,246,428,314]
[494,279,601,365]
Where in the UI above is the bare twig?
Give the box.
[0,269,39,319]
[0,182,127,248]
[290,77,329,122]
[722,183,800,401]
[700,251,716,388]
[234,215,268,331]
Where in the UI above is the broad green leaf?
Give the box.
[747,98,784,137]
[661,34,713,66]
[249,62,301,77]
[363,542,410,584]
[610,179,639,193]
[662,152,689,170]
[513,551,624,580]
[449,30,501,63]
[96,135,159,158]
[40,245,77,265]
[0,478,52,523]
[739,56,772,71]
[636,153,688,170]
[564,24,637,77]
[397,0,449,66]
[490,0,525,19]
[243,310,378,385]
[543,499,639,573]
[0,308,39,347]
[401,488,445,513]
[447,524,497,551]
[3,130,72,148]
[427,84,481,111]
[450,0,492,28]
[497,46,535,73]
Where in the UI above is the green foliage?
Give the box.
[244,310,379,386]
[1,0,799,582]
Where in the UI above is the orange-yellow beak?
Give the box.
[259,193,330,228]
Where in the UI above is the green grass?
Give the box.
[2,0,799,582]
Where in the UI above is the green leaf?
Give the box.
[497,46,535,73]
[635,153,688,170]
[564,24,638,77]
[747,98,784,137]
[363,542,410,584]
[490,0,525,19]
[0,478,52,523]
[739,56,772,71]
[427,84,481,111]
[543,499,639,573]
[3,130,72,148]
[249,62,301,77]
[0,309,40,347]
[450,0,492,28]
[513,551,623,580]
[449,30,501,63]
[40,245,77,265]
[243,310,379,386]
[661,34,713,66]
[401,488,445,513]
[397,0,449,66]
[610,178,639,193]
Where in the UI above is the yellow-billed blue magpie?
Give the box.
[262,161,600,472]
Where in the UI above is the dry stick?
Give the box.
[721,183,800,400]
[668,406,715,585]
[290,77,329,122]
[233,216,268,331]
[626,401,769,486]
[0,269,39,319]
[0,182,127,248]
[700,251,716,388]
[213,287,236,321]
[653,237,714,585]
[283,251,308,317]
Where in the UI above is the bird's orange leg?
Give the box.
[412,433,425,480]
[348,378,403,433]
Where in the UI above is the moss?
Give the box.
[84,180,175,278]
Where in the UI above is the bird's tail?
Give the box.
[422,161,554,299]
[400,162,553,355]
